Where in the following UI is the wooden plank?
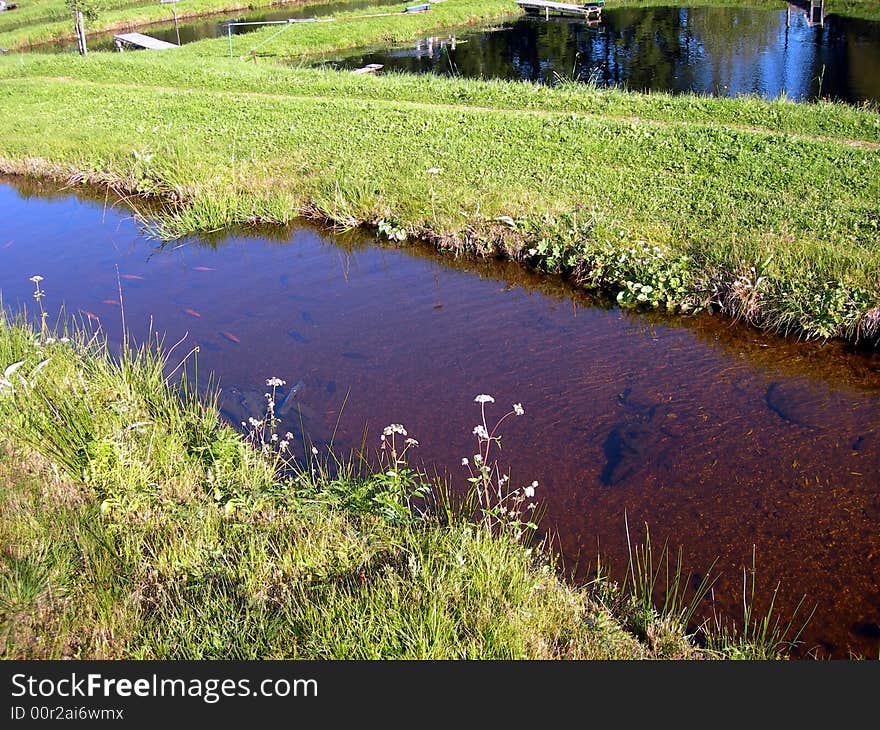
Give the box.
[352,63,385,75]
[113,32,179,51]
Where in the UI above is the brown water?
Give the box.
[2,178,879,658]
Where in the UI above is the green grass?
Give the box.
[0,0,347,50]
[5,310,786,659]
[1,39,879,343]
[0,0,518,51]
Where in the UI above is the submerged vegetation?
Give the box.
[0,309,805,659]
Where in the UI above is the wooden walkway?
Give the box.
[113,33,179,51]
[516,1,604,20]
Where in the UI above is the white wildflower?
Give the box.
[285,432,294,439]
[382,424,407,436]
[279,440,290,450]
[473,454,482,463]
[311,446,318,455]
[473,424,489,439]
[524,481,538,498]
[266,377,285,387]
[426,167,441,175]
[405,438,419,447]
[29,275,43,283]
[271,434,278,442]
[461,457,469,466]
[474,394,495,404]
[44,337,57,344]
[248,417,264,428]
[513,403,524,416]
[59,337,70,344]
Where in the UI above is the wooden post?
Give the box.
[75,11,87,56]
[172,5,180,46]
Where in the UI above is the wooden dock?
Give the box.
[113,33,179,51]
[516,1,604,20]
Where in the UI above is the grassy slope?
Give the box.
[1,45,879,342]
[0,313,713,660]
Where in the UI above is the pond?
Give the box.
[332,5,880,104]
[2,177,879,658]
[38,4,880,104]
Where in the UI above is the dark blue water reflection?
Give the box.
[334,6,880,103]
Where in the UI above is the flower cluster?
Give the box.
[461,393,538,538]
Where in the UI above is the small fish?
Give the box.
[277,379,305,415]
[301,311,315,324]
[120,274,145,280]
[433,304,444,309]
[192,266,215,272]
[219,331,241,344]
[183,308,202,318]
[288,330,309,344]
[80,310,100,322]
[2,241,12,249]
[342,351,367,360]
[101,299,120,306]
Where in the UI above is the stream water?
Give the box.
[2,178,879,658]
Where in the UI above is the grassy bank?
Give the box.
[0,0,335,50]
[1,44,879,343]
[2,309,798,659]
[0,0,518,51]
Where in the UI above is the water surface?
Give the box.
[2,178,879,658]
[334,6,880,103]
[34,4,880,104]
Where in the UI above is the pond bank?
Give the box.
[3,309,798,659]
[1,52,879,345]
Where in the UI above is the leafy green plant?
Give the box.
[377,216,408,242]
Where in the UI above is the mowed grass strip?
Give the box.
[3,53,879,144]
